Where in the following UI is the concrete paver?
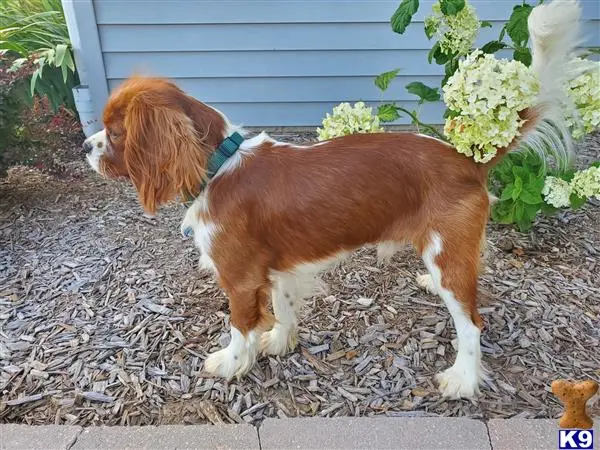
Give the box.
[0,424,82,450]
[3,418,600,449]
[487,419,599,450]
[259,416,491,450]
[71,424,259,450]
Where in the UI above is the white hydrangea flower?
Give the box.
[542,176,572,208]
[570,166,600,199]
[317,102,384,141]
[442,50,540,162]
[425,0,480,56]
[563,58,600,140]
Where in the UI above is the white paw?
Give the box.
[259,325,297,356]
[435,366,480,400]
[416,273,437,294]
[203,328,258,379]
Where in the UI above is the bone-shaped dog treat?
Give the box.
[551,379,598,429]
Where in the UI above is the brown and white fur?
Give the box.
[82,0,582,399]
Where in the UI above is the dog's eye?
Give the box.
[108,131,121,141]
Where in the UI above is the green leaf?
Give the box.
[520,186,543,205]
[63,49,75,72]
[513,47,532,66]
[405,82,441,104]
[512,176,523,200]
[428,43,452,65]
[0,39,29,56]
[442,59,459,86]
[540,202,559,216]
[374,69,401,92]
[30,66,43,97]
[569,193,587,209]
[481,40,507,54]
[443,108,460,119]
[529,175,545,192]
[500,183,515,201]
[54,43,68,68]
[512,166,530,181]
[61,63,68,83]
[425,20,437,39]
[390,0,419,35]
[377,104,401,122]
[499,26,507,42]
[428,42,440,64]
[514,201,525,220]
[516,217,534,232]
[480,20,493,28]
[440,0,465,16]
[491,201,514,224]
[506,4,533,47]
[523,203,541,220]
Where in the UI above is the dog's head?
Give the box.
[82,76,226,213]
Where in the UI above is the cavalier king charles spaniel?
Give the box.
[82,0,580,399]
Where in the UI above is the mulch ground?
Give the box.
[0,128,598,426]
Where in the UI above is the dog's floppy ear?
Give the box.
[124,87,209,213]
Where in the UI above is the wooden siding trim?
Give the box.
[62,0,109,134]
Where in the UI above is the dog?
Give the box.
[82,0,581,399]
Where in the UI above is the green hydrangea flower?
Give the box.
[425,1,480,56]
[563,58,600,140]
[317,102,384,141]
[542,176,572,208]
[442,50,540,163]
[570,166,600,199]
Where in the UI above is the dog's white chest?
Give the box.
[180,195,219,274]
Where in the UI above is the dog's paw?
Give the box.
[204,347,255,379]
[435,366,480,400]
[260,325,297,356]
[416,273,437,294]
[203,330,259,379]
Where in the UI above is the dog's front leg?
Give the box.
[203,284,272,379]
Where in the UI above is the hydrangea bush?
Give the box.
[316,102,383,141]
[317,0,600,232]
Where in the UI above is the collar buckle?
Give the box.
[218,132,244,157]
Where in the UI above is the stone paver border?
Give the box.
[1,418,598,450]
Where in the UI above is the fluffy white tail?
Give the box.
[504,0,583,171]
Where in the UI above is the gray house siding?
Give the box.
[65,0,600,131]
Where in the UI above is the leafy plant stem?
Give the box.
[396,106,445,139]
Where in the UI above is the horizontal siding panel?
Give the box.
[208,101,444,126]
[94,0,600,24]
[107,75,444,103]
[93,0,600,127]
[105,50,452,78]
[99,22,510,52]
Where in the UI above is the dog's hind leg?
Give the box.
[418,197,488,399]
[260,268,315,356]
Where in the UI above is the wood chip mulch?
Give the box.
[1,131,598,426]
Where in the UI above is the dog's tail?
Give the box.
[484,0,583,171]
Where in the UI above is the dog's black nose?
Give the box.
[82,141,93,153]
